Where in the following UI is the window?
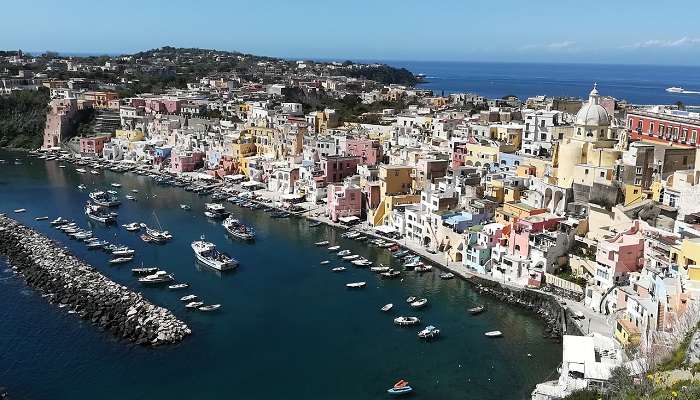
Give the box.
[636,167,642,174]
[541,133,547,140]
[585,169,589,175]
[634,178,642,185]
[660,125,665,135]
[682,128,688,141]
[628,119,633,128]
[683,156,689,165]
[673,127,679,140]
[692,130,698,144]
[649,122,654,134]
[600,171,605,178]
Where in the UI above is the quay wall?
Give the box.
[0,216,190,346]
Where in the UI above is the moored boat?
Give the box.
[198,304,222,312]
[410,298,428,308]
[138,270,174,284]
[387,380,413,396]
[485,330,503,337]
[89,191,121,207]
[381,269,401,279]
[440,272,455,279]
[414,265,432,273]
[331,267,346,272]
[109,256,133,264]
[180,294,198,302]
[418,325,440,340]
[314,240,330,246]
[327,245,341,251]
[381,303,394,312]
[393,316,420,326]
[122,222,141,232]
[191,235,238,271]
[85,203,117,224]
[468,305,485,315]
[168,283,189,290]
[222,215,255,241]
[185,301,204,309]
[346,281,366,289]
[34,216,49,221]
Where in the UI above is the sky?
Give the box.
[3,0,700,65]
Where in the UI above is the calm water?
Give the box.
[386,61,700,106]
[0,150,560,400]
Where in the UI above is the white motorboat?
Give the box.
[122,222,141,232]
[342,254,359,260]
[50,217,70,226]
[180,204,191,210]
[371,266,390,273]
[125,195,136,201]
[132,267,158,275]
[337,250,351,256]
[403,258,423,270]
[198,304,221,312]
[351,258,372,267]
[112,247,135,256]
[394,316,420,326]
[381,270,401,279]
[222,215,255,241]
[191,235,238,271]
[89,191,121,207]
[320,260,330,265]
[34,216,49,221]
[13,208,26,213]
[90,170,100,175]
[180,294,198,302]
[381,303,394,312]
[131,189,139,193]
[77,184,87,190]
[440,272,455,279]
[414,265,432,273]
[346,281,366,289]
[138,270,174,284]
[666,86,684,93]
[76,168,87,173]
[410,298,428,308]
[418,325,440,340]
[111,183,121,188]
[406,296,417,303]
[168,283,189,290]
[109,256,133,264]
[331,267,346,272]
[327,245,341,251]
[484,330,503,338]
[314,240,330,246]
[185,301,204,309]
[85,203,117,224]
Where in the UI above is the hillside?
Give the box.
[0,88,50,149]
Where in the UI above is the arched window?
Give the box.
[586,129,594,138]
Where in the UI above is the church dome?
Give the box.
[575,84,610,127]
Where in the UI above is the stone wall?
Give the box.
[0,216,190,346]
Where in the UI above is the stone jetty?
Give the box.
[0,216,190,346]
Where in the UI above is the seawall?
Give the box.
[0,216,190,346]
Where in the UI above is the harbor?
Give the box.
[0,149,561,399]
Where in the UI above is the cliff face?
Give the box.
[0,88,50,149]
[0,216,190,346]
[469,276,583,339]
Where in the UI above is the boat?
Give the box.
[168,283,189,290]
[76,168,87,173]
[309,221,322,227]
[406,296,417,303]
[381,270,401,279]
[112,247,135,256]
[141,213,172,243]
[34,216,49,221]
[410,298,428,308]
[191,235,238,271]
[393,250,410,258]
[403,257,423,270]
[90,170,100,175]
[414,265,432,273]
[387,380,413,396]
[180,204,192,210]
[327,245,341,251]
[440,272,455,279]
[468,305,485,315]
[331,267,346,272]
[393,316,420,326]
[485,330,503,337]
[185,301,204,309]
[111,183,121,188]
[77,184,87,190]
[418,325,440,340]
[222,216,256,241]
[666,86,685,93]
[131,189,139,193]
[50,217,70,226]
[85,203,117,224]
[13,208,26,213]
[138,270,174,284]
[89,191,120,207]
[371,266,390,273]
[314,240,330,246]
[337,250,351,256]
[320,260,330,265]
[109,256,133,264]
[342,254,359,260]
[125,195,136,201]
[351,258,372,267]
[204,203,228,219]
[346,281,366,289]
[270,211,290,219]
[381,303,394,312]
[132,267,158,275]
[180,294,198,302]
[198,304,222,312]
[86,240,105,250]
[122,222,141,232]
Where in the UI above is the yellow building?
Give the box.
[115,129,144,142]
[623,184,646,206]
[495,202,546,225]
[614,318,641,347]
[379,165,413,197]
[674,238,700,279]
[231,141,257,159]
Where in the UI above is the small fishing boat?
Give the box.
[77,184,87,190]
[13,208,26,213]
[198,304,221,312]
[440,272,455,279]
[180,294,198,302]
[191,235,238,271]
[406,296,417,303]
[50,217,70,226]
[484,330,503,338]
[331,267,346,272]
[381,303,394,312]
[418,325,440,340]
[371,266,391,273]
[346,281,366,289]
[327,245,341,251]
[185,301,204,309]
[138,270,174,284]
[168,283,189,290]
[109,256,133,264]
[122,222,141,232]
[337,250,351,256]
[381,270,401,279]
[111,183,121,188]
[314,240,330,246]
[76,168,87,173]
[125,195,136,201]
[34,216,49,221]
[180,204,191,210]
[351,258,372,267]
[387,380,413,396]
[132,267,158,275]
[403,258,423,270]
[410,298,428,308]
[414,265,432,273]
[320,260,330,265]
[468,305,485,315]
[342,254,359,260]
[223,216,256,241]
[393,316,420,326]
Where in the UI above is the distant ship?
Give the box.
[666,87,700,94]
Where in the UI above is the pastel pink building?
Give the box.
[171,150,204,173]
[42,98,79,149]
[346,138,383,166]
[79,135,111,157]
[162,99,181,114]
[595,221,645,287]
[507,215,564,257]
[321,155,361,183]
[327,183,362,222]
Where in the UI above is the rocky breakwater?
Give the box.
[0,216,191,346]
[468,276,582,339]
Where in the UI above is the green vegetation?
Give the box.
[656,327,697,372]
[0,88,50,148]
[343,65,417,86]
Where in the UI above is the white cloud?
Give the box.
[628,37,700,49]
[521,41,577,51]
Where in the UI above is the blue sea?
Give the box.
[0,150,560,400]
[385,61,700,106]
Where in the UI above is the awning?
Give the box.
[375,225,396,234]
[224,174,246,180]
[338,216,360,223]
[241,180,264,187]
[281,193,304,200]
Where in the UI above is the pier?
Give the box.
[0,216,190,346]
